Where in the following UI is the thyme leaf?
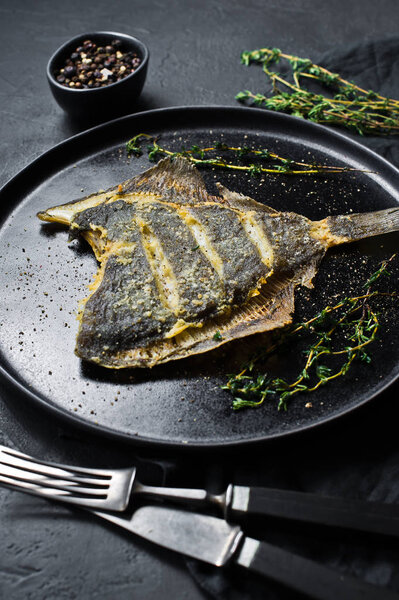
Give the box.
[126,133,362,176]
[223,255,397,411]
[236,48,399,135]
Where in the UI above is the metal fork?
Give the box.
[2,444,399,539]
[0,444,215,511]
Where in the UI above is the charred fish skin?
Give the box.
[186,203,267,305]
[77,252,176,360]
[213,185,326,279]
[73,195,275,361]
[134,201,225,320]
[37,157,399,368]
[71,194,316,360]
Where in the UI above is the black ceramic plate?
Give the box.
[1,106,399,449]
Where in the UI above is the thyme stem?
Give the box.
[223,256,397,411]
[126,134,363,175]
[237,47,399,135]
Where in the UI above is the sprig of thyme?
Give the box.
[236,48,399,135]
[222,256,397,411]
[126,133,360,175]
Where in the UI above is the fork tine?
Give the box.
[0,474,68,495]
[0,475,112,508]
[0,446,111,483]
[0,445,112,479]
[0,464,110,497]
[0,455,111,487]
[0,445,136,511]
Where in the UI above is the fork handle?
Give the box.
[228,486,399,537]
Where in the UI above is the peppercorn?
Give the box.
[64,65,76,77]
[54,39,141,89]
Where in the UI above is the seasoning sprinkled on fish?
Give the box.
[37,157,399,368]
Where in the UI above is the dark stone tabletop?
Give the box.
[1,1,399,599]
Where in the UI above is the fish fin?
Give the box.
[313,207,399,248]
[37,186,122,225]
[94,276,296,368]
[122,156,210,203]
[37,157,210,224]
[216,183,279,213]
[291,260,320,289]
[180,281,295,357]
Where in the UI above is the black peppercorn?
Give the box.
[54,39,141,89]
[64,65,76,77]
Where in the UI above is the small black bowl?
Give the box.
[47,31,149,118]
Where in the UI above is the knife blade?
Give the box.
[94,505,399,600]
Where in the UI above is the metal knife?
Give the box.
[1,441,398,538]
[94,505,399,600]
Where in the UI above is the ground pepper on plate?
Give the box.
[55,39,141,89]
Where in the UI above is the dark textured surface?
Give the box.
[1,1,399,599]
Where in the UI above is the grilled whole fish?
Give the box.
[38,157,399,368]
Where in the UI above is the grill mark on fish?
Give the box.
[237,211,274,268]
[136,216,181,316]
[137,203,225,322]
[37,156,399,369]
[256,211,326,276]
[77,248,176,359]
[175,206,225,280]
[97,281,296,368]
[189,204,266,304]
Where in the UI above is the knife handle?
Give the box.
[227,485,399,537]
[236,536,398,600]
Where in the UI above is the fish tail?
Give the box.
[319,207,399,247]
